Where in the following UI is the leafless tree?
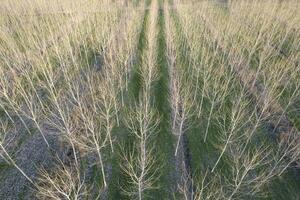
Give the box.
[121,99,160,200]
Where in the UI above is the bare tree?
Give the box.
[121,99,160,200]
[35,159,88,200]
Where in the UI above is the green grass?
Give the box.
[128,10,149,101]
[151,2,176,198]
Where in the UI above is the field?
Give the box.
[0,0,300,199]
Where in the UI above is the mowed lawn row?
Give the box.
[0,0,300,199]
